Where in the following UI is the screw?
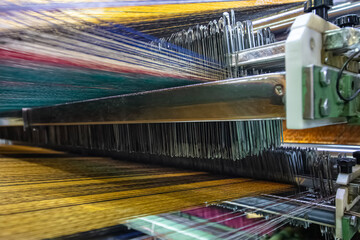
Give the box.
[274,85,284,96]
[351,216,357,227]
[320,67,331,86]
[320,98,330,117]
[310,37,315,50]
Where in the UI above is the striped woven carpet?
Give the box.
[0,144,291,239]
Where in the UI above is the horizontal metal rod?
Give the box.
[222,198,335,228]
[282,143,360,154]
[253,2,360,40]
[22,73,286,126]
[230,26,355,69]
[230,41,285,69]
[261,194,336,210]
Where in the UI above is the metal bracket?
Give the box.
[303,65,360,122]
[337,165,360,186]
[336,187,360,240]
[286,13,341,129]
[336,165,360,239]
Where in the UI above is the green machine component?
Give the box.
[302,65,360,123]
[342,216,359,240]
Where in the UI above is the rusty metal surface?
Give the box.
[283,122,360,145]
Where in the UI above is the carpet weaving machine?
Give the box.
[1,0,360,239]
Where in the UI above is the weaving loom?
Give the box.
[2,0,360,239]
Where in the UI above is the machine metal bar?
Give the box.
[253,2,360,39]
[282,143,360,154]
[325,28,360,52]
[22,73,286,126]
[230,26,360,71]
[261,194,336,210]
[222,197,336,228]
[230,41,285,69]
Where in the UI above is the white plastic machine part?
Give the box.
[335,166,360,239]
[285,13,346,129]
[336,188,348,240]
[337,165,360,185]
[336,188,360,239]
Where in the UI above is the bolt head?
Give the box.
[320,67,331,86]
[320,98,330,117]
[274,85,284,96]
[351,216,357,227]
[310,38,315,50]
